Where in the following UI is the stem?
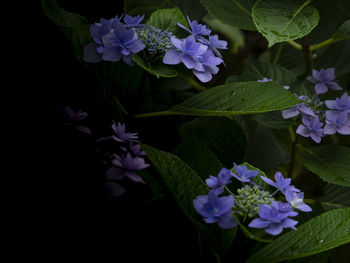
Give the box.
[301,36,313,77]
[288,134,301,179]
[178,72,206,92]
[112,96,129,115]
[310,37,346,51]
[224,186,235,197]
[287,40,302,50]
[273,43,284,64]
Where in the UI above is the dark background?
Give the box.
[37,1,202,262]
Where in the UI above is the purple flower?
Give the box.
[324,111,350,135]
[101,21,145,65]
[285,190,312,212]
[206,168,233,190]
[261,172,300,195]
[198,34,227,59]
[296,115,324,143]
[177,15,211,37]
[248,203,298,235]
[325,92,350,120]
[109,153,149,183]
[192,50,223,82]
[111,121,138,143]
[60,106,92,134]
[282,95,315,119]
[271,201,298,217]
[193,190,237,229]
[121,143,146,156]
[163,35,207,70]
[232,163,259,183]
[123,14,146,28]
[307,68,342,94]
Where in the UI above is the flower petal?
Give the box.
[248,218,270,229]
[315,83,328,94]
[163,49,183,65]
[265,223,283,235]
[217,211,237,229]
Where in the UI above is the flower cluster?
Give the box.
[103,121,149,197]
[281,68,349,143]
[163,16,227,82]
[193,163,311,236]
[83,15,146,65]
[58,106,91,134]
[136,26,174,55]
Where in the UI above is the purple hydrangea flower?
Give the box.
[232,163,259,183]
[120,143,146,156]
[307,68,342,94]
[282,95,315,119]
[192,50,223,82]
[111,121,138,143]
[193,190,237,229]
[271,201,298,217]
[261,172,300,195]
[206,168,233,190]
[198,34,227,59]
[101,21,145,65]
[285,190,312,212]
[296,115,324,143]
[163,35,207,71]
[60,106,92,134]
[248,203,298,235]
[325,92,350,119]
[123,14,146,28]
[109,153,149,183]
[177,15,211,37]
[324,111,350,135]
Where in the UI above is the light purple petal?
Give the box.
[296,124,311,137]
[310,132,322,143]
[204,217,218,223]
[325,100,337,109]
[163,49,183,65]
[102,45,121,62]
[217,211,237,229]
[182,54,196,69]
[128,39,145,53]
[282,108,299,119]
[248,218,270,229]
[297,203,312,212]
[321,68,335,81]
[265,223,283,235]
[83,43,103,63]
[337,125,350,135]
[298,106,315,117]
[327,81,342,91]
[124,171,145,183]
[193,195,208,213]
[315,83,328,94]
[76,126,92,134]
[170,36,183,50]
[260,176,277,188]
[324,124,337,135]
[193,69,212,83]
[281,218,298,229]
[206,176,218,188]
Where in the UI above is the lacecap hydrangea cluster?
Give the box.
[83,13,227,83]
[163,15,227,82]
[281,68,350,143]
[103,121,149,197]
[193,163,311,236]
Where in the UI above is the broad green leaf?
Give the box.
[178,117,246,167]
[200,0,256,30]
[332,19,350,41]
[252,0,319,47]
[132,54,178,78]
[300,145,350,187]
[244,123,291,170]
[147,7,188,37]
[41,0,92,61]
[203,15,244,53]
[253,111,293,130]
[319,184,350,211]
[134,82,301,117]
[173,138,223,180]
[140,144,219,249]
[246,208,350,263]
[241,59,300,88]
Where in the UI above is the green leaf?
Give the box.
[253,111,293,130]
[241,59,300,88]
[41,0,92,61]
[252,0,319,47]
[200,0,256,30]
[300,145,350,187]
[132,54,178,78]
[134,82,302,117]
[124,0,170,17]
[147,7,188,37]
[246,208,350,263]
[332,19,350,41]
[319,184,350,211]
[178,117,246,167]
[203,15,244,53]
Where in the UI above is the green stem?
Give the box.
[178,72,206,92]
[301,36,313,78]
[310,37,347,51]
[112,96,129,115]
[287,40,302,50]
[273,43,284,64]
